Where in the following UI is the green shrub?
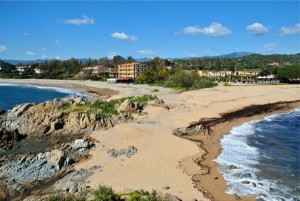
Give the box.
[223,82,232,86]
[191,79,217,89]
[94,186,123,201]
[46,193,85,201]
[164,71,216,90]
[123,190,163,201]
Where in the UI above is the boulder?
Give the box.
[10,103,33,117]
[240,173,252,179]
[53,169,92,193]
[118,99,134,112]
[46,149,66,169]
[72,139,89,150]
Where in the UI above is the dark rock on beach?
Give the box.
[107,146,138,158]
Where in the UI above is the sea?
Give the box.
[215,109,300,201]
[0,84,83,110]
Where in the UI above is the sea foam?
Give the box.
[214,110,300,201]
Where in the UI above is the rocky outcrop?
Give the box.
[118,97,168,113]
[0,138,94,194]
[0,149,71,185]
[53,165,101,194]
[0,96,115,151]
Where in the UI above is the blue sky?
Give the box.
[0,1,299,60]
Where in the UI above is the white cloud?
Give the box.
[263,43,279,52]
[111,32,138,41]
[0,45,8,52]
[108,52,118,59]
[183,22,231,36]
[137,49,155,56]
[64,15,95,25]
[246,23,268,36]
[41,47,47,51]
[54,39,62,46]
[42,55,47,59]
[281,23,300,36]
[55,56,61,60]
[26,51,36,56]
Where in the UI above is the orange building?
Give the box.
[117,62,148,79]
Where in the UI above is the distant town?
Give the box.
[0,53,299,89]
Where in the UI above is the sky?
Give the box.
[0,1,299,60]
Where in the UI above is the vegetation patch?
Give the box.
[163,71,217,90]
[58,95,158,115]
[45,186,165,201]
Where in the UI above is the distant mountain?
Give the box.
[3,52,296,65]
[3,59,49,65]
[135,57,152,62]
[169,52,257,60]
[220,51,255,58]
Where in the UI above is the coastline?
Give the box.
[178,101,300,201]
[0,79,117,100]
[1,79,300,200]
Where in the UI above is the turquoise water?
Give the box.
[0,84,79,110]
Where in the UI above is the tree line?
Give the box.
[0,53,299,83]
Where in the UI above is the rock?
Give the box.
[252,182,257,187]
[0,149,71,187]
[89,165,101,172]
[72,139,89,150]
[46,149,65,169]
[53,169,92,193]
[86,192,95,201]
[176,127,187,134]
[107,146,138,158]
[241,180,251,184]
[240,173,252,178]
[163,186,170,190]
[124,146,138,158]
[229,165,238,170]
[10,103,34,117]
[162,193,182,201]
[73,97,85,104]
[107,149,118,158]
[49,119,64,134]
[68,181,78,193]
[118,99,134,112]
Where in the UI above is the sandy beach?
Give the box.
[1,79,300,201]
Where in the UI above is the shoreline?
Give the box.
[178,101,300,201]
[1,79,300,200]
[0,79,118,100]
